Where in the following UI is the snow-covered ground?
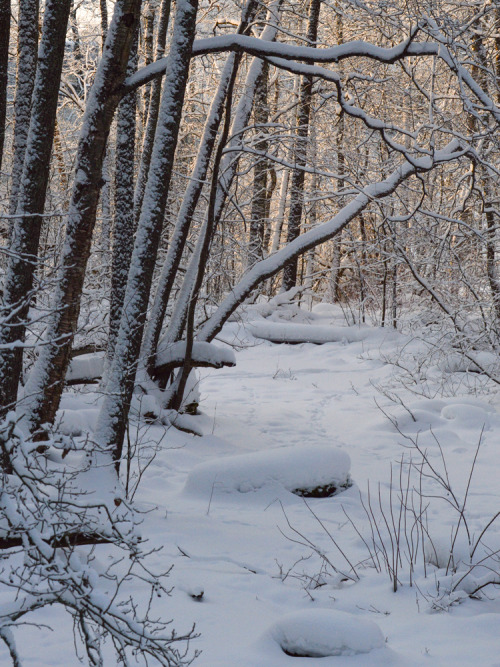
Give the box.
[2,303,500,665]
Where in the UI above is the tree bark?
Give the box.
[108,33,139,364]
[142,0,258,372]
[133,0,171,222]
[21,0,142,433]
[248,61,270,267]
[0,0,10,174]
[282,0,321,290]
[0,0,72,419]
[93,0,199,468]
[9,0,39,217]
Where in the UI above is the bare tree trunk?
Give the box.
[469,26,500,323]
[0,0,72,419]
[140,0,157,125]
[107,33,139,364]
[164,40,247,410]
[142,0,270,369]
[21,0,142,433]
[0,0,10,173]
[9,0,39,217]
[282,0,321,291]
[100,0,108,47]
[270,168,289,253]
[93,0,198,467]
[133,0,171,221]
[248,61,269,267]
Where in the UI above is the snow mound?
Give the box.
[270,609,384,657]
[183,445,350,498]
[249,320,373,344]
[66,352,104,383]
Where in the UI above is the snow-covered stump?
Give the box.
[270,609,384,657]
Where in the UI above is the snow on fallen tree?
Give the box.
[248,320,374,344]
[183,445,351,500]
[155,340,236,373]
[64,342,235,386]
[65,352,105,385]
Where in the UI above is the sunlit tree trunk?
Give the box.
[142,0,271,370]
[248,61,270,267]
[133,0,171,221]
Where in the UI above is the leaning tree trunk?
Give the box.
[0,0,72,419]
[9,0,39,218]
[165,56,241,411]
[282,0,321,290]
[0,0,9,174]
[21,0,142,434]
[142,0,258,372]
[163,48,243,410]
[93,0,199,468]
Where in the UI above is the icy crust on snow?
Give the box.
[155,340,236,369]
[183,445,350,498]
[270,609,384,657]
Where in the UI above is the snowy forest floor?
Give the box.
[3,303,500,666]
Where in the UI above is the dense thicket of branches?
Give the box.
[0,0,499,663]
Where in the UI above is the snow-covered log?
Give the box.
[155,341,236,375]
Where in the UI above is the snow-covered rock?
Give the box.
[270,609,384,657]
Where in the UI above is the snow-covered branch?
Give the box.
[198,139,468,341]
